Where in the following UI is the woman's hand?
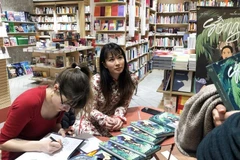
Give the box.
[212,104,240,127]
[105,117,116,130]
[40,138,62,154]
[58,128,66,137]
[112,117,123,131]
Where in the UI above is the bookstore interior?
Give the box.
[0,0,239,159]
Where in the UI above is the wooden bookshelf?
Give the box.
[0,35,11,113]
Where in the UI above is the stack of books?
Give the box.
[188,54,196,71]
[152,50,173,70]
[96,112,179,160]
[172,54,189,70]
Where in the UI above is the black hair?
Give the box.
[221,45,233,54]
[54,63,91,109]
[99,43,136,114]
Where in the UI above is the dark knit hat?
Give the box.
[197,112,240,160]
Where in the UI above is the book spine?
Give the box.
[206,65,233,111]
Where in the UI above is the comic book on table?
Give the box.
[130,120,174,138]
[99,141,145,160]
[120,126,166,145]
[69,149,120,160]
[149,112,180,130]
[109,134,161,157]
[206,52,240,111]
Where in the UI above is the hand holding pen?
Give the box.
[39,136,63,154]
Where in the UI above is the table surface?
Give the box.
[96,106,175,146]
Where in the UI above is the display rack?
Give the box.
[32,1,87,40]
[25,46,94,82]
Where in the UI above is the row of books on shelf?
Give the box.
[157,3,188,13]
[32,56,74,68]
[56,15,76,23]
[152,53,196,71]
[156,14,189,24]
[96,33,125,45]
[90,112,179,160]
[189,12,197,21]
[34,7,54,14]
[163,95,190,114]
[56,6,78,14]
[7,61,32,79]
[94,5,125,17]
[5,22,36,33]
[155,37,184,48]
[1,11,30,22]
[94,0,125,2]
[94,19,125,31]
[4,36,36,47]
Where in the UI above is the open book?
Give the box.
[16,133,84,160]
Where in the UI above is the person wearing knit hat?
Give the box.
[197,112,240,160]
[175,84,239,157]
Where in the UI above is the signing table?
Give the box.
[96,106,175,160]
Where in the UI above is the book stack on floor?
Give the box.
[95,112,179,160]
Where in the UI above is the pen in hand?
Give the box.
[50,136,57,142]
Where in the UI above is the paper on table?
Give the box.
[77,133,102,153]
[16,133,84,160]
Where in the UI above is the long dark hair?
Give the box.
[99,43,136,114]
[54,63,91,109]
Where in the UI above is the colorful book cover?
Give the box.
[101,20,108,30]
[99,141,144,160]
[108,20,116,30]
[56,56,64,68]
[111,4,118,16]
[149,112,179,130]
[118,5,125,16]
[94,20,101,30]
[100,6,105,16]
[105,6,112,17]
[120,126,166,145]
[130,120,174,138]
[172,70,193,92]
[92,149,119,160]
[206,52,240,111]
[109,134,161,157]
[94,6,101,16]
[116,20,124,31]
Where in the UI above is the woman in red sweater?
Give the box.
[0,64,91,160]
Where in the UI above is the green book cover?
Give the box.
[99,141,144,160]
[206,52,240,111]
[109,134,161,157]
[130,120,174,138]
[120,126,166,145]
[149,112,179,130]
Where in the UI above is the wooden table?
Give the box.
[96,106,175,159]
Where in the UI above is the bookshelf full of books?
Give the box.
[24,46,94,82]
[32,1,88,42]
[1,11,37,47]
